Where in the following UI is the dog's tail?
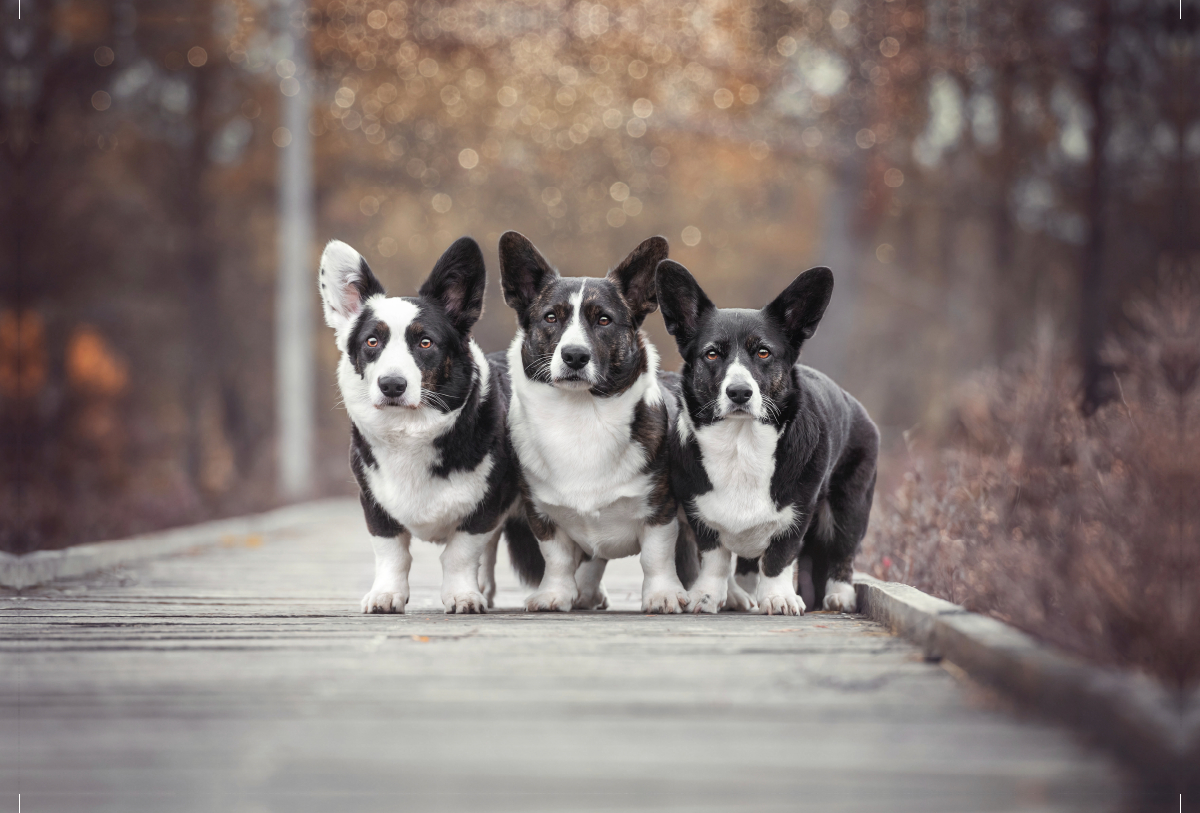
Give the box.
[674,509,700,590]
[504,515,545,587]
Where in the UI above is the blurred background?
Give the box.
[2,0,1196,640]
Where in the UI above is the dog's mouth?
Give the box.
[552,373,592,389]
[376,397,420,410]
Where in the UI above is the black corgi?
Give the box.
[656,260,879,615]
[499,231,694,613]
[319,237,519,614]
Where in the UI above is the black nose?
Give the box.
[560,345,591,371]
[726,384,753,405]
[378,376,408,398]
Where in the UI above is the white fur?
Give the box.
[725,572,756,612]
[361,533,412,613]
[716,358,765,419]
[509,328,685,613]
[686,546,732,613]
[550,284,594,385]
[690,417,797,559]
[574,557,610,610]
[346,297,424,409]
[319,240,370,333]
[823,578,857,613]
[757,567,805,616]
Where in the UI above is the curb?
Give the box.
[853,572,1195,793]
[0,499,355,590]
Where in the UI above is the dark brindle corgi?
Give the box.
[499,232,693,613]
[319,237,519,614]
[656,260,879,616]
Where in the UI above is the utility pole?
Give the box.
[275,0,315,498]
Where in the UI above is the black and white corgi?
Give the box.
[656,260,879,616]
[319,236,519,614]
[498,232,693,614]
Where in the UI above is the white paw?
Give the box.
[526,588,576,612]
[723,577,756,612]
[642,580,688,614]
[685,579,727,614]
[823,580,857,613]
[480,576,497,608]
[574,586,609,610]
[759,592,805,615]
[361,589,408,614]
[443,590,488,614]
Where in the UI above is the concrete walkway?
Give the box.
[2,500,1122,812]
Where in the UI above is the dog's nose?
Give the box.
[378,376,408,398]
[560,345,591,371]
[726,384,753,405]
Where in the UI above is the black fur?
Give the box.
[659,260,879,608]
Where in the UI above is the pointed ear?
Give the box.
[419,236,487,334]
[319,240,385,333]
[655,260,714,354]
[764,266,834,349]
[499,231,558,329]
[607,235,668,327]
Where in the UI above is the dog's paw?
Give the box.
[361,589,408,614]
[574,586,609,611]
[443,590,488,614]
[685,579,726,614]
[642,580,688,614]
[758,591,805,616]
[822,580,857,613]
[526,589,576,612]
[479,574,497,609]
[722,578,756,612]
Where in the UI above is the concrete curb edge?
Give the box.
[853,572,1193,790]
[0,499,354,590]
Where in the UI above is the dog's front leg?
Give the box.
[686,545,731,614]
[440,531,491,614]
[526,529,581,612]
[639,518,689,613]
[362,531,413,613]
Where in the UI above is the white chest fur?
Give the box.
[341,344,495,543]
[690,417,796,558]
[507,333,660,559]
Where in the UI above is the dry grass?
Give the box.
[857,270,1200,688]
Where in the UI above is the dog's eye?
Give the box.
[545,312,556,323]
[419,338,432,349]
[597,314,611,326]
[758,348,770,359]
[366,337,379,348]
[705,349,719,360]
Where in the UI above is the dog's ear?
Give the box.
[419,236,487,334]
[607,235,668,327]
[319,240,385,333]
[499,231,558,329]
[764,266,834,349]
[655,260,714,354]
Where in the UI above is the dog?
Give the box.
[498,231,694,613]
[656,259,879,616]
[319,236,519,614]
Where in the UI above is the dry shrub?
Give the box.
[858,271,1200,688]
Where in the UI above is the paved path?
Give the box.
[2,501,1122,812]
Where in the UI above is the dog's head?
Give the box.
[656,260,833,426]
[499,231,666,395]
[319,236,486,413]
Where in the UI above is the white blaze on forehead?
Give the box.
[367,297,423,405]
[551,281,593,381]
[559,282,590,349]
